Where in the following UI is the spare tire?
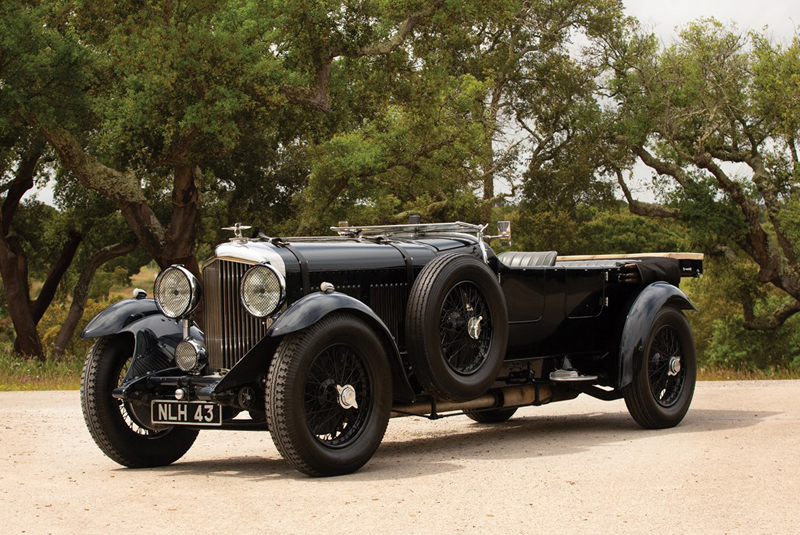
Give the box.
[405,253,508,402]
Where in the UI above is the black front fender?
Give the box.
[84,299,202,383]
[266,291,414,402]
[617,282,697,388]
[120,314,204,380]
[81,298,161,339]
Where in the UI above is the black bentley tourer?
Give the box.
[80,220,702,476]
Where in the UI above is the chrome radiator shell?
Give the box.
[203,259,269,371]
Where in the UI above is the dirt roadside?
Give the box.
[2,381,798,534]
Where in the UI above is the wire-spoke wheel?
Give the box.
[81,336,198,468]
[406,254,508,402]
[623,306,696,429]
[267,313,391,477]
[648,325,686,407]
[304,344,371,447]
[440,282,492,375]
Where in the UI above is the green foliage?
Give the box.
[513,205,687,255]
[296,73,487,230]
[703,313,800,371]
[682,256,800,370]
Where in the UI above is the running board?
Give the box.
[549,370,598,383]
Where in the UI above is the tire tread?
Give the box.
[266,313,391,477]
[81,336,197,468]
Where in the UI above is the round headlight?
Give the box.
[240,264,285,318]
[175,339,207,374]
[154,265,201,318]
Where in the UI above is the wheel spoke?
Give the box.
[303,343,370,447]
[647,325,686,407]
[438,281,492,375]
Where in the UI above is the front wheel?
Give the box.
[623,306,696,429]
[80,336,198,468]
[266,313,392,477]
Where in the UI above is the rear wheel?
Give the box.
[464,407,517,423]
[266,313,392,477]
[80,336,198,468]
[623,307,696,429]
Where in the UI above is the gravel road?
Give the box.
[2,381,799,534]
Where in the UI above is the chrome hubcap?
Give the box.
[668,356,682,376]
[336,384,358,410]
[467,316,483,340]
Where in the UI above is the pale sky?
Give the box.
[625,0,798,43]
[23,1,799,207]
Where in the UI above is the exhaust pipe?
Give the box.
[390,384,551,418]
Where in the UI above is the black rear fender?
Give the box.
[617,282,697,389]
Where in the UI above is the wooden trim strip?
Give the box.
[556,252,704,261]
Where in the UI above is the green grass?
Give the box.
[697,365,800,381]
[0,350,84,391]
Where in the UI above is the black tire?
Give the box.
[464,407,517,423]
[80,336,198,468]
[406,253,508,402]
[623,306,696,429]
[266,313,392,477]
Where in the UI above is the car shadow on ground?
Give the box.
[146,407,778,482]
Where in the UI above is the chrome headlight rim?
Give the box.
[154,265,202,319]
[240,263,286,318]
[175,338,207,375]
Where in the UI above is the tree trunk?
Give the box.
[482,142,494,222]
[51,240,137,360]
[162,164,202,276]
[481,85,503,223]
[0,237,44,360]
[0,142,45,360]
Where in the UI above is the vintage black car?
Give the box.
[80,221,703,476]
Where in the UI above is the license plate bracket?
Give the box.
[151,400,222,426]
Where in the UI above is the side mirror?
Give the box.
[496,221,511,241]
[484,221,511,245]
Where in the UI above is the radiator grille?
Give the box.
[203,259,269,372]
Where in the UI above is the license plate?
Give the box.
[151,400,222,426]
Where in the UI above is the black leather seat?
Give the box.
[497,251,558,267]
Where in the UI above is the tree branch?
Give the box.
[33,121,169,263]
[747,153,799,265]
[51,240,137,359]
[693,151,781,280]
[632,145,691,188]
[742,294,800,331]
[30,228,83,323]
[614,167,679,218]
[353,0,445,57]
[283,1,445,112]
